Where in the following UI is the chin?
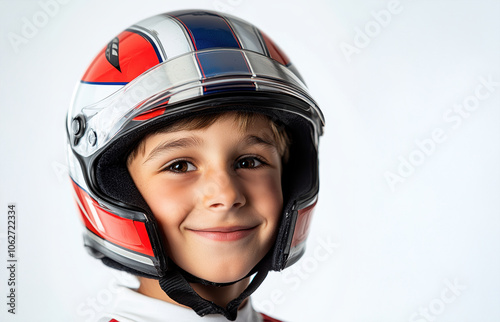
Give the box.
[188,259,257,284]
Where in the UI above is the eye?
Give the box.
[164,160,196,173]
[235,156,264,169]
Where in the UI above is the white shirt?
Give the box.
[97,286,264,322]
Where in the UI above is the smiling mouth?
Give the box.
[188,226,257,241]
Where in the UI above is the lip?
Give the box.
[188,226,257,242]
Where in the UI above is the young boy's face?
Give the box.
[127,113,283,283]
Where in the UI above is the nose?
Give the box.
[200,168,246,211]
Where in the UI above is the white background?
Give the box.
[0,0,499,321]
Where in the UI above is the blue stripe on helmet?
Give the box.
[172,11,241,50]
[196,50,249,77]
[195,50,255,94]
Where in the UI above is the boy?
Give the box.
[66,9,324,321]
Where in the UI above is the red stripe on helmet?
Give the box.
[133,107,166,121]
[81,31,160,84]
[71,181,154,257]
[260,31,291,66]
[290,200,317,248]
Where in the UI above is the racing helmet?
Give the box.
[66,9,324,320]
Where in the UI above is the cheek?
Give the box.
[247,173,283,225]
[141,178,193,232]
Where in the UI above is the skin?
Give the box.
[127,113,283,308]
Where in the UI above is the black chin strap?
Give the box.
[159,261,269,321]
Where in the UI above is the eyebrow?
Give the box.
[143,133,277,164]
[143,136,202,164]
[243,134,277,150]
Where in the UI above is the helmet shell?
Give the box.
[67,9,324,277]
